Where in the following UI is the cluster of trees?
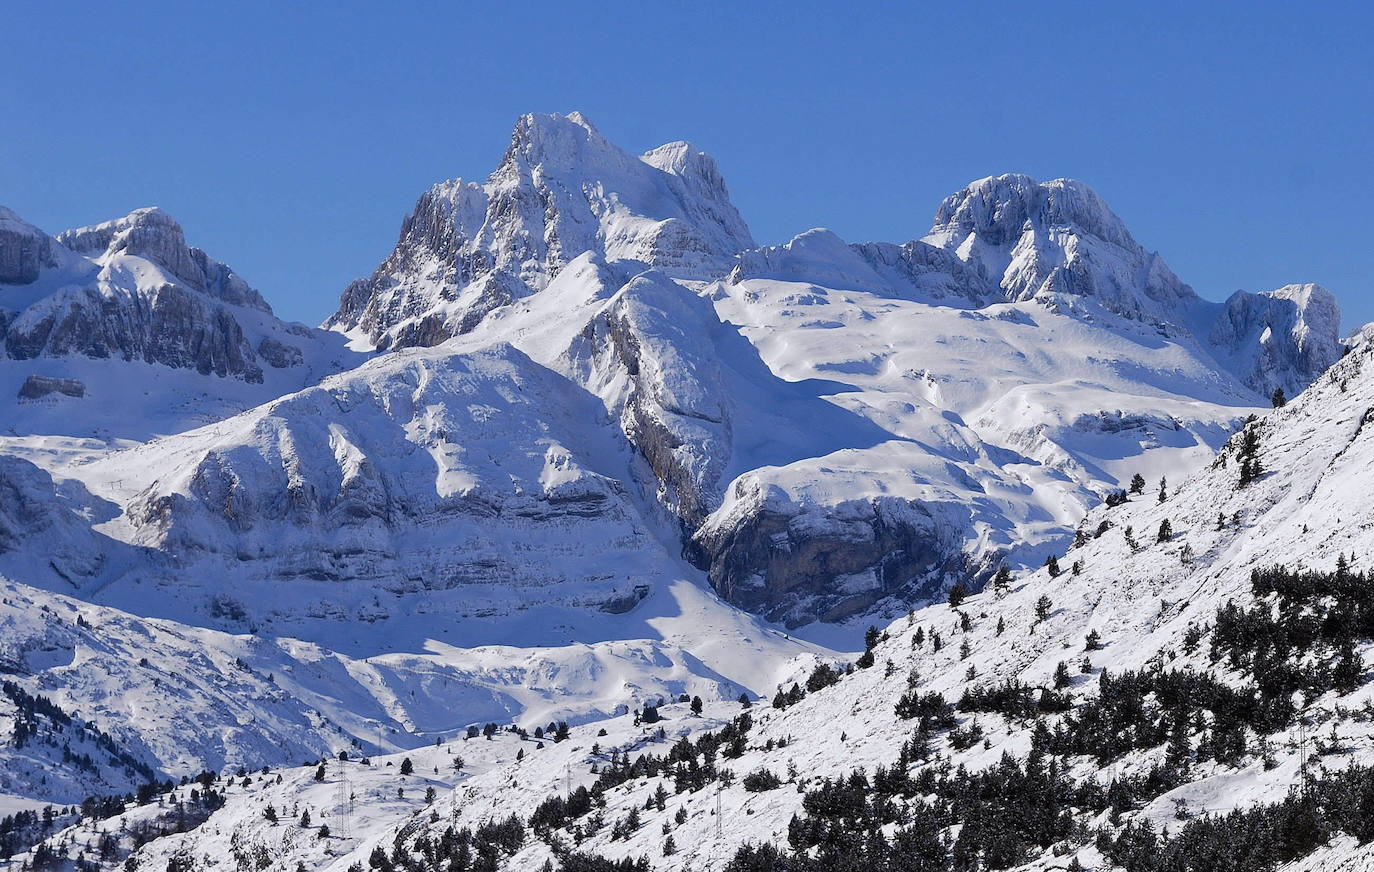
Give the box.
[0,806,67,861]
[363,815,525,872]
[957,678,1070,719]
[774,660,853,709]
[1043,667,1279,768]
[727,748,1111,871]
[1212,562,1370,700]
[3,680,71,748]
[722,703,1371,872]
[1101,764,1374,872]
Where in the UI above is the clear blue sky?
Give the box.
[5,1,1372,328]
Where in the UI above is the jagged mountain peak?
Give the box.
[499,111,628,177]
[931,173,1135,249]
[1210,281,1343,397]
[56,206,271,312]
[923,172,1199,320]
[327,112,753,350]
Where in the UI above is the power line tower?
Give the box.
[1296,719,1310,796]
[716,786,722,839]
[335,758,353,840]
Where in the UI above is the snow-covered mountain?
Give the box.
[318,125,1342,627]
[0,112,1364,870]
[0,205,364,449]
[325,112,754,351]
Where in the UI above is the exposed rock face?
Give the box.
[7,281,265,381]
[566,271,731,529]
[17,374,86,399]
[326,112,754,350]
[256,336,304,369]
[0,207,55,284]
[692,493,961,626]
[1,205,323,383]
[1209,283,1343,397]
[851,238,994,304]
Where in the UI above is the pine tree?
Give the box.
[314,764,325,782]
[947,584,967,608]
[1157,519,1173,542]
[1165,715,1191,772]
[864,625,881,649]
[1129,473,1146,494]
[690,696,703,716]
[663,834,676,856]
[1054,661,1071,689]
[1045,554,1061,578]
[992,566,1013,596]
[1237,426,1263,487]
[1158,477,1168,503]
[1272,386,1287,407]
[263,805,277,823]
[1085,629,1102,650]
[399,757,413,776]
[299,809,311,827]
[1035,595,1052,623]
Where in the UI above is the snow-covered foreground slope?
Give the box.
[0,573,821,813]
